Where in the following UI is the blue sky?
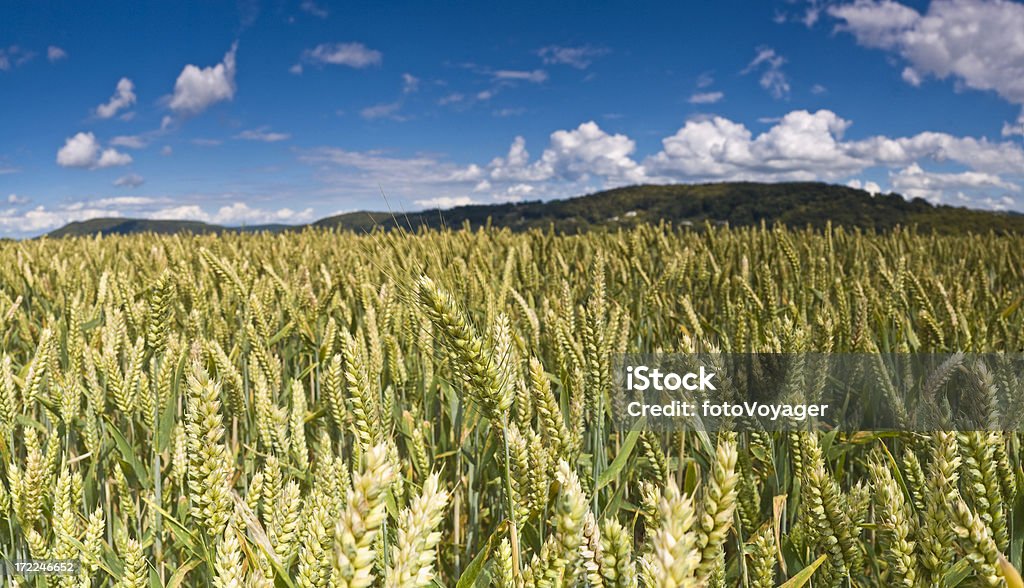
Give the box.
[2,0,1024,236]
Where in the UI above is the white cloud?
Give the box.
[493,69,548,83]
[299,0,328,18]
[494,107,526,117]
[235,127,291,142]
[1002,112,1024,137]
[47,46,67,62]
[147,205,207,221]
[360,102,404,121]
[298,109,1024,213]
[301,42,382,68]
[110,135,147,149]
[890,162,1019,203]
[289,63,303,75]
[56,132,133,169]
[0,205,118,234]
[302,148,475,184]
[114,174,145,188]
[541,122,646,183]
[209,202,315,224]
[648,110,863,181]
[415,196,478,208]
[96,148,132,168]
[477,90,494,101]
[438,93,464,105]
[689,91,724,104]
[493,183,537,203]
[485,122,646,186]
[402,73,420,94]
[92,196,160,207]
[487,136,552,182]
[847,131,1024,174]
[811,84,828,95]
[646,109,1024,189]
[829,0,1024,105]
[536,45,608,69]
[742,47,790,99]
[96,78,137,119]
[160,146,173,156]
[169,43,238,115]
[828,0,920,47]
[846,179,882,194]
[7,194,29,204]
[0,197,316,236]
[0,46,34,71]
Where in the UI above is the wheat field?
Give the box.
[1,223,1023,587]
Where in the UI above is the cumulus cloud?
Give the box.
[648,110,861,181]
[846,131,1024,174]
[846,179,882,194]
[645,109,1024,190]
[7,194,29,204]
[829,0,1024,105]
[47,46,67,62]
[0,195,317,236]
[298,108,1024,212]
[536,45,608,69]
[540,122,646,183]
[114,173,145,188]
[235,127,291,142]
[742,47,790,99]
[207,202,315,224]
[96,149,132,168]
[96,78,137,119]
[169,43,238,115]
[0,205,117,234]
[689,91,724,104]
[1002,112,1024,137]
[486,136,551,182]
[890,162,1019,203]
[300,42,382,68]
[56,132,133,169]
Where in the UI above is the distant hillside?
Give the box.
[45,182,1024,238]
[313,182,1024,234]
[46,218,289,238]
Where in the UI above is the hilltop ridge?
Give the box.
[43,182,1024,238]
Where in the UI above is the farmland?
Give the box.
[1,223,1023,586]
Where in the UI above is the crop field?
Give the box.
[1,224,1023,587]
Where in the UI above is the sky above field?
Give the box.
[3,0,1024,236]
